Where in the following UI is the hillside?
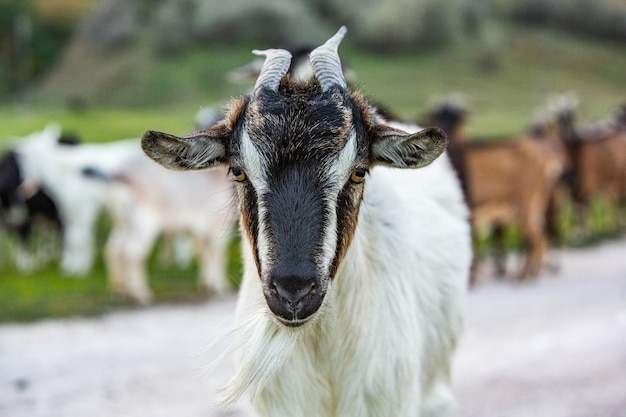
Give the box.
[32,21,626,136]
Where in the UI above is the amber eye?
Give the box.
[350,168,367,184]
[231,167,247,182]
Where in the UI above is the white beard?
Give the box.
[218,300,301,407]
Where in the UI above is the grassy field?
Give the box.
[0,23,624,323]
[0,216,244,322]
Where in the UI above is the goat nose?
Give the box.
[274,278,315,305]
[267,273,322,325]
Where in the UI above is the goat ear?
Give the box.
[141,126,229,171]
[371,126,447,168]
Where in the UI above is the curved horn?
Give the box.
[310,26,348,92]
[252,49,292,95]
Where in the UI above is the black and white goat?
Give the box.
[142,27,471,417]
[10,125,139,275]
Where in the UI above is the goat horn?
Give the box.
[310,26,348,92]
[252,49,292,95]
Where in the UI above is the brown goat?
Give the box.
[550,95,626,232]
[428,100,566,281]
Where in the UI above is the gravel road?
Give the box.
[1,236,625,417]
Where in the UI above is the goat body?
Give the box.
[232,128,470,416]
[429,102,566,280]
[566,132,626,208]
[553,96,626,227]
[466,136,565,279]
[97,153,235,304]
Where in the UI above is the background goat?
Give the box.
[9,125,138,275]
[427,97,566,281]
[548,94,626,233]
[85,153,236,304]
[142,27,471,417]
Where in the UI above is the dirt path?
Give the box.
[1,237,625,417]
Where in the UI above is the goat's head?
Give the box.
[142,27,447,327]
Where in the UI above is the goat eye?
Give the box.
[350,168,367,184]
[230,167,246,182]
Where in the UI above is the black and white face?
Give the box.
[228,86,369,326]
[141,31,448,327]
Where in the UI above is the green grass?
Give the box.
[0,22,624,322]
[0,106,195,144]
[0,218,243,322]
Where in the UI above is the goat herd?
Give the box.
[0,124,236,305]
[427,92,626,284]
[0,27,625,417]
[1,94,624,299]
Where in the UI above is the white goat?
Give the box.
[142,27,471,417]
[92,152,236,304]
[13,125,139,275]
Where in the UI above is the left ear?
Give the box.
[141,124,231,171]
[371,126,448,168]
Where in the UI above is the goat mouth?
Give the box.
[274,315,313,328]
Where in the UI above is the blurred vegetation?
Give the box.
[501,0,626,41]
[1,0,624,105]
[3,23,623,137]
[0,0,96,97]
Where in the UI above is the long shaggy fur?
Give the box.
[221,123,471,417]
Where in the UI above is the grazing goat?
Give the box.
[9,125,139,275]
[428,97,566,281]
[86,153,236,304]
[142,27,471,417]
[549,94,626,230]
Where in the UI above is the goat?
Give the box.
[142,27,471,417]
[85,153,236,304]
[11,125,139,276]
[549,94,626,232]
[428,97,566,281]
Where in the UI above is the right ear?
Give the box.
[141,124,230,171]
